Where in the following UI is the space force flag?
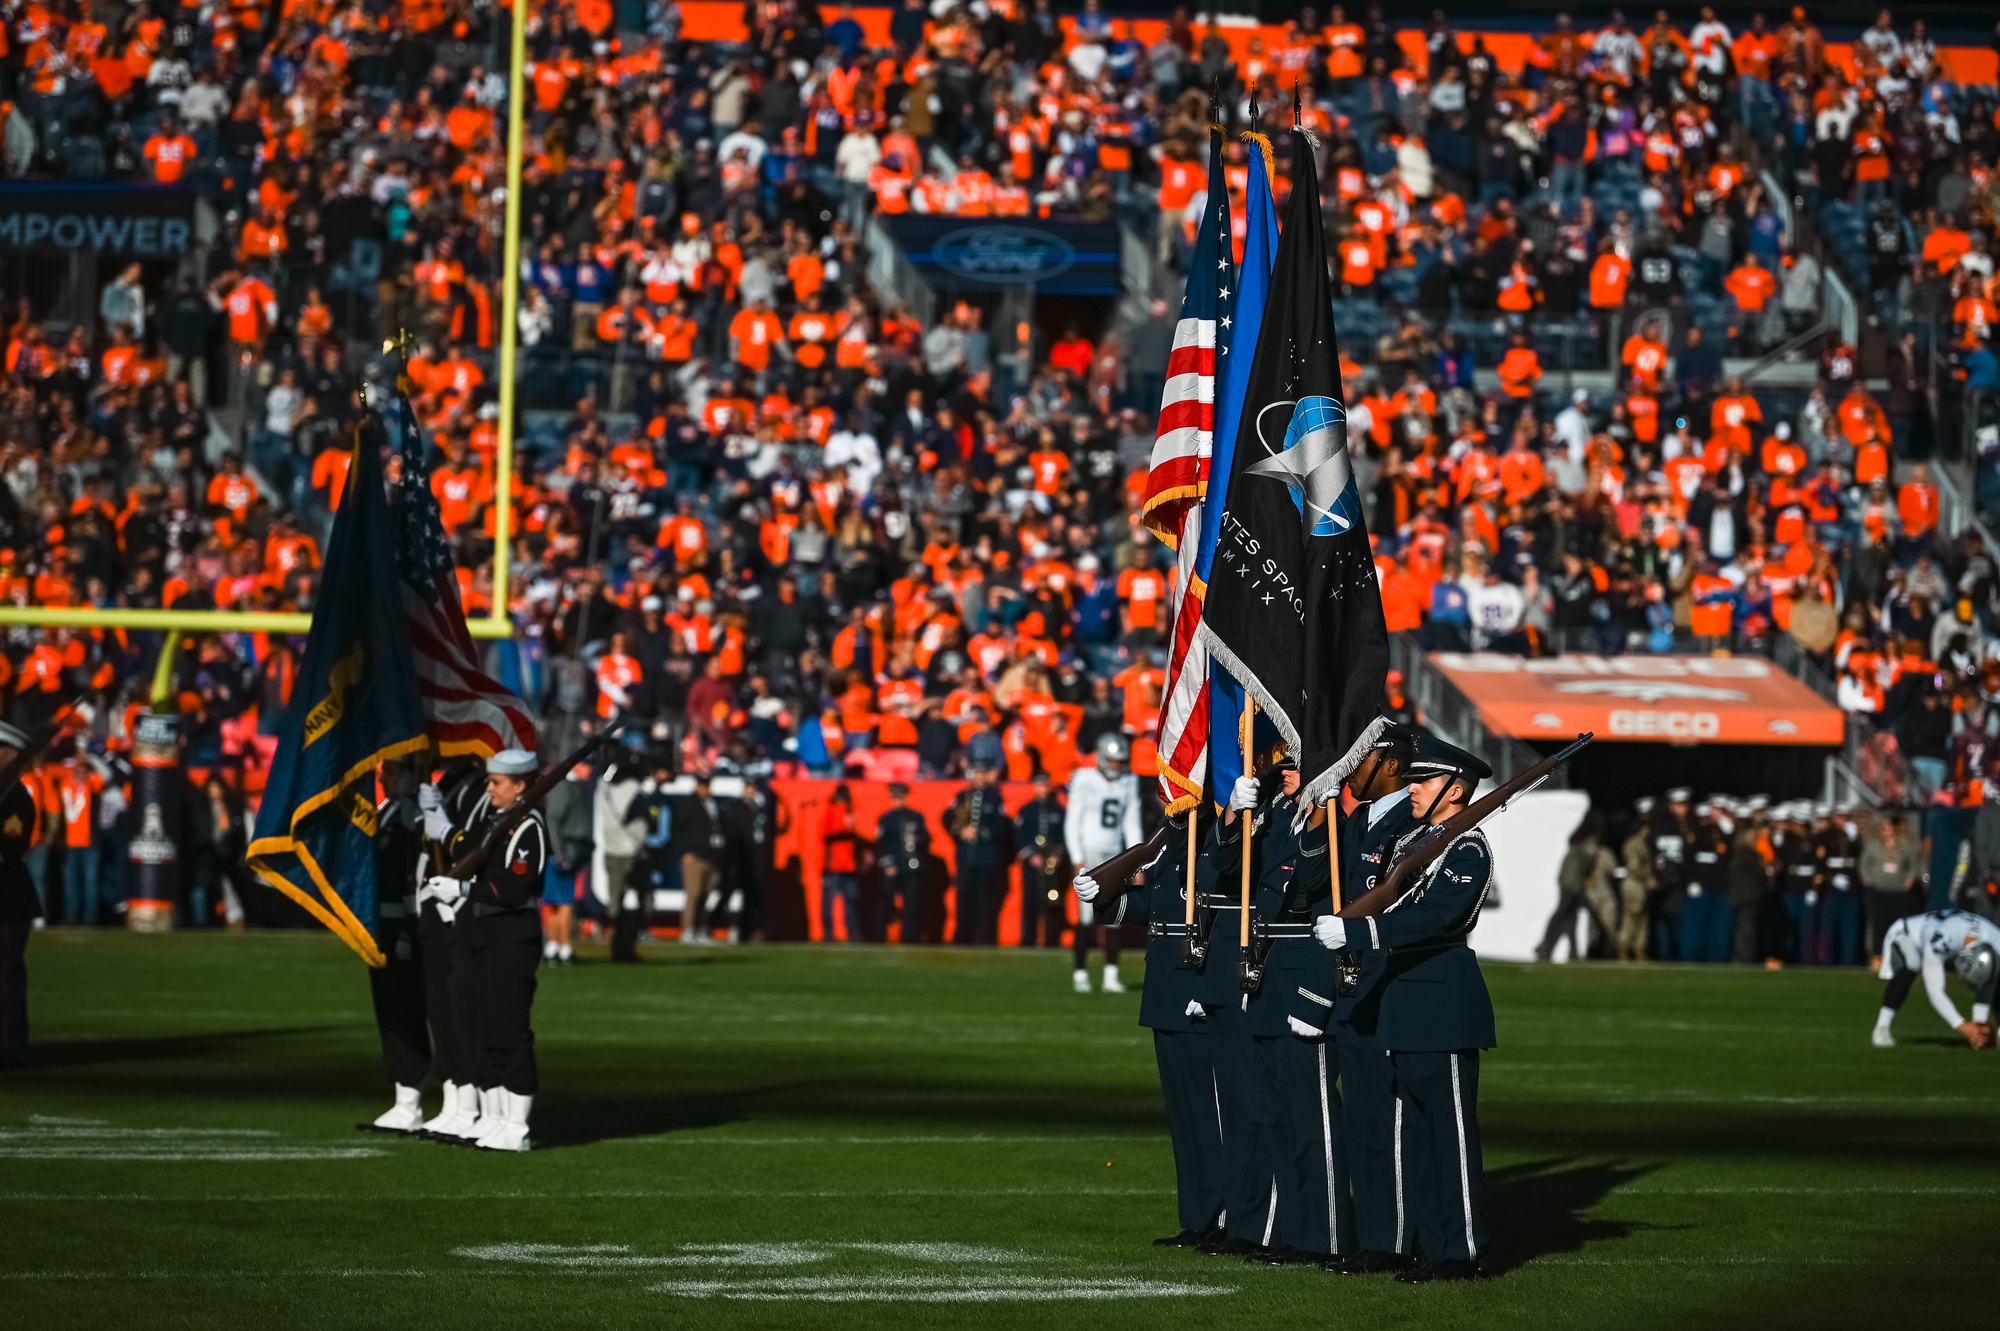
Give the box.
[247,414,430,967]
[1199,124,1388,802]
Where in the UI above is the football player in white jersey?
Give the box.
[1066,733,1145,993]
[1872,910,2000,1048]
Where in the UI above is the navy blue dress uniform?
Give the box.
[872,787,930,943]
[1201,783,1323,1258]
[1333,782,1425,1269]
[1240,791,1350,1264]
[361,772,431,1131]
[1186,806,1264,1254]
[1133,813,1229,1245]
[436,748,547,1152]
[1337,735,1496,1281]
[414,759,486,1139]
[0,722,41,1069]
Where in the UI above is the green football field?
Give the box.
[5,931,1997,1329]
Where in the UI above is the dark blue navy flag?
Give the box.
[1199,126,1388,805]
[248,415,428,966]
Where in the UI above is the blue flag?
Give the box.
[247,416,429,966]
[1201,135,1280,803]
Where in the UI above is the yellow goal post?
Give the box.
[0,1,532,644]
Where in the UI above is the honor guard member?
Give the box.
[1316,733,1496,1283]
[1649,788,1694,960]
[1193,750,1294,1259]
[1066,734,1144,992]
[424,748,548,1152]
[1682,801,1730,963]
[1014,772,1068,949]
[1076,808,1226,1247]
[1329,722,1425,1275]
[362,757,431,1132]
[414,757,485,1141]
[0,721,39,1069]
[946,757,1014,945]
[1236,757,1347,1267]
[1872,909,2000,1048]
[873,783,930,943]
[1774,803,1825,963]
[1815,804,1862,967]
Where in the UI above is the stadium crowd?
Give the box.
[1,2,1999,960]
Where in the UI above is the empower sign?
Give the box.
[0,183,196,256]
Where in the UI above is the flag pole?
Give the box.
[1327,800,1342,911]
[1238,697,1256,949]
[1184,811,1198,931]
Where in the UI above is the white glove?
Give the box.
[422,807,454,842]
[416,783,442,813]
[422,875,467,905]
[1229,776,1261,811]
[1184,999,1206,1018]
[1073,872,1099,903]
[1314,915,1346,950]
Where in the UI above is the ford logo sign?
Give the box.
[931,226,1077,282]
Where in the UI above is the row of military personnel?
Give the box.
[1077,724,1501,1284]
[1580,791,1907,967]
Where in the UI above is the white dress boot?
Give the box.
[1073,968,1091,993]
[478,1090,533,1153]
[369,1084,424,1132]
[422,1080,465,1136]
[1101,963,1126,994]
[473,1088,509,1149]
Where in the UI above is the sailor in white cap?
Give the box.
[422,747,547,1151]
[0,720,40,1067]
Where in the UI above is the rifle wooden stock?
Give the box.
[0,698,83,795]
[445,719,630,880]
[1336,733,1593,920]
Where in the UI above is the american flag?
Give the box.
[1140,126,1233,815]
[391,395,537,758]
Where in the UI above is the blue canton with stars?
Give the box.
[390,393,458,594]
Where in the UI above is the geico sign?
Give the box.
[1608,709,1721,739]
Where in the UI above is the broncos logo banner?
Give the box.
[1197,126,1389,807]
[247,414,429,966]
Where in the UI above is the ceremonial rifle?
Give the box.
[445,717,632,880]
[0,697,85,795]
[1336,732,1593,920]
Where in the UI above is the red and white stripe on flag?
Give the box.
[1155,506,1210,813]
[405,574,537,759]
[1137,313,1215,546]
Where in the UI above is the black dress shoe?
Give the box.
[1245,1245,1318,1266]
[1421,1259,1490,1282]
[1197,1235,1255,1257]
[1153,1230,1202,1248]
[1331,1250,1415,1275]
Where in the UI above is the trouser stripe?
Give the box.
[1317,1041,1338,1253]
[1450,1053,1476,1260]
[1392,1089,1405,1254]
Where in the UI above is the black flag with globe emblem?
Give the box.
[1196,124,1389,812]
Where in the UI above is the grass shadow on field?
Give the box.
[533,1082,806,1149]
[17,1026,344,1071]
[1484,1157,1665,1273]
